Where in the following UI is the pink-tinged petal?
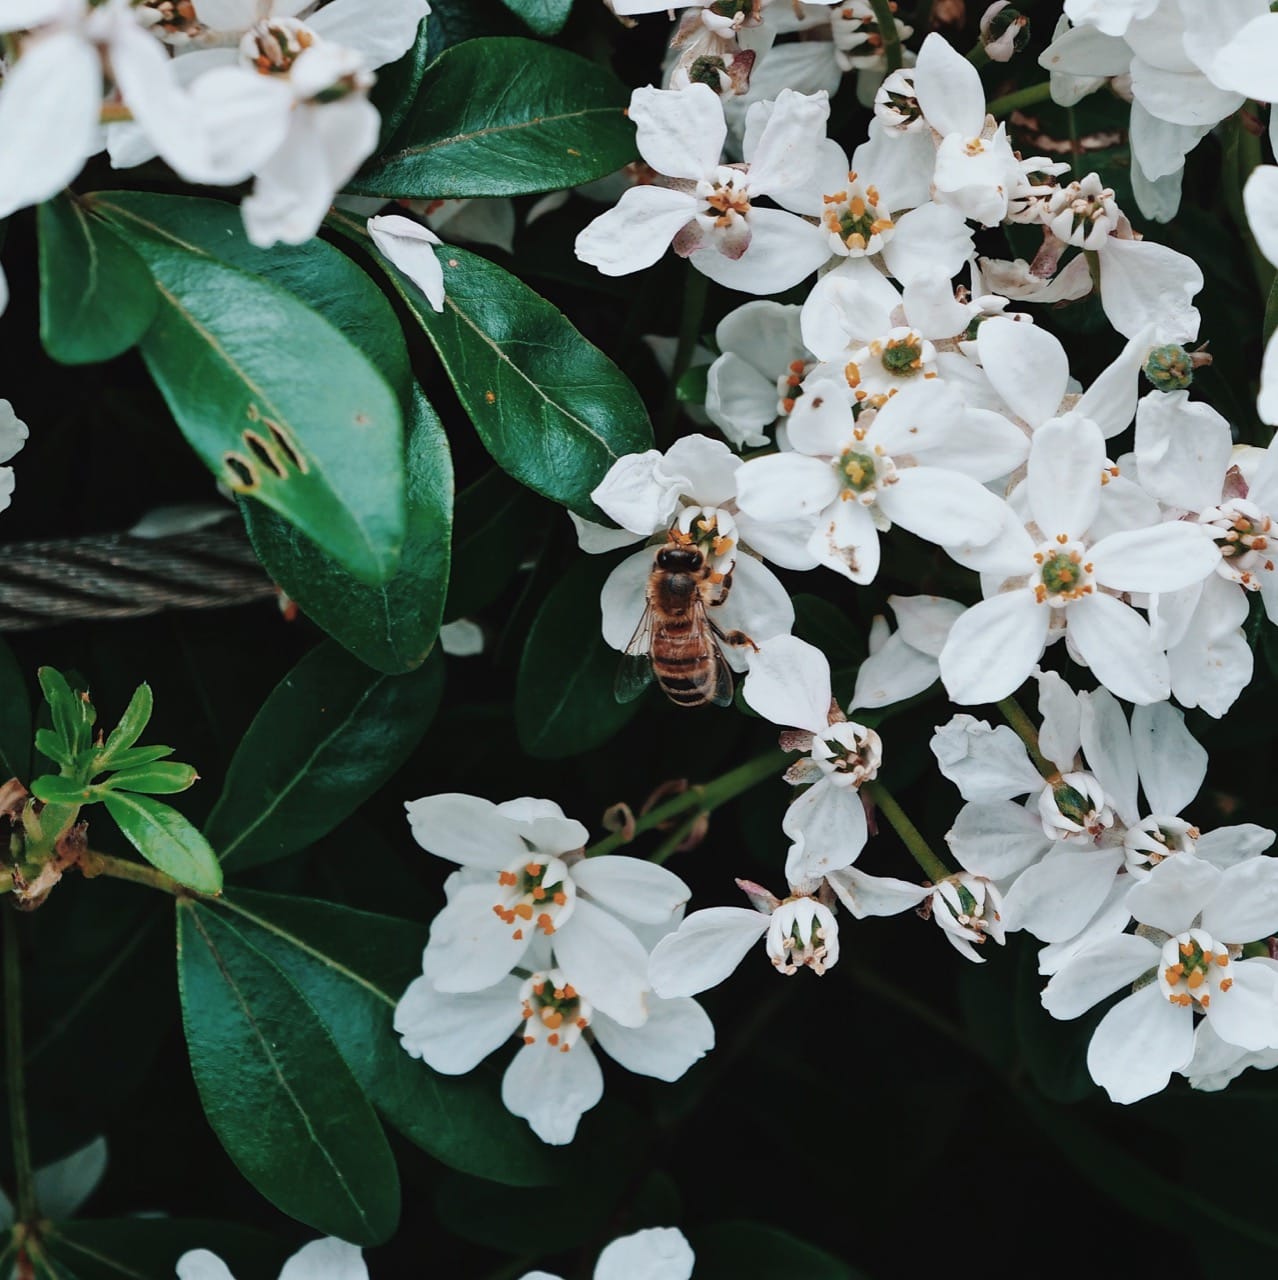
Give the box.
[1134,390,1232,511]
[890,595,965,657]
[939,590,1049,705]
[1202,856,1278,943]
[368,214,445,312]
[1205,960,1278,1051]
[1079,688,1139,824]
[554,898,650,1027]
[1195,823,1274,870]
[307,0,428,68]
[850,633,939,710]
[1065,593,1170,706]
[0,31,101,220]
[946,800,1052,878]
[914,32,986,137]
[278,1240,367,1280]
[689,208,831,296]
[879,202,975,286]
[1087,984,1193,1103]
[1245,165,1278,269]
[629,83,726,180]
[825,867,930,918]
[785,378,855,457]
[782,776,869,882]
[571,856,690,926]
[735,452,841,522]
[648,907,770,997]
[1041,934,1160,1019]
[877,466,1008,548]
[805,497,881,584]
[421,884,532,992]
[405,793,527,867]
[1099,235,1202,343]
[591,1000,714,1082]
[1002,846,1123,943]
[1027,416,1105,540]
[501,1039,603,1145]
[1090,521,1219,594]
[595,1228,696,1280]
[708,553,795,666]
[394,975,524,1074]
[575,185,697,277]
[743,87,830,199]
[742,635,831,733]
[1129,702,1205,818]
[976,317,1069,431]
[600,548,657,653]
[1126,853,1220,936]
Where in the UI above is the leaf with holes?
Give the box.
[176,901,400,1244]
[37,195,158,365]
[94,201,405,586]
[517,555,640,758]
[499,0,573,36]
[351,37,635,198]
[0,638,30,782]
[243,386,452,674]
[334,219,652,520]
[212,889,560,1186]
[204,642,444,869]
[103,792,223,894]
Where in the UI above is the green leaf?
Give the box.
[516,555,640,758]
[103,762,198,795]
[243,386,453,673]
[176,902,400,1244]
[353,37,635,198]
[33,729,73,770]
[102,792,223,894]
[676,361,709,406]
[43,1220,291,1280]
[444,469,541,620]
[38,667,94,758]
[28,776,94,805]
[338,223,652,520]
[691,1223,863,1280]
[205,642,445,869]
[99,682,153,764]
[37,195,158,365]
[91,196,406,585]
[98,744,174,770]
[0,638,30,781]
[211,889,559,1186]
[499,0,572,35]
[371,14,432,147]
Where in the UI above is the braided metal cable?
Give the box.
[0,529,275,631]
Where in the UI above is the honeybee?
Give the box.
[615,529,756,708]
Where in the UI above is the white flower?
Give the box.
[395,966,713,1146]
[850,595,963,711]
[0,1137,106,1229]
[574,84,835,294]
[178,1238,365,1280]
[368,213,446,312]
[521,1226,695,1280]
[1041,853,1278,1103]
[649,880,839,995]
[1245,166,1278,425]
[0,401,29,518]
[406,794,690,1027]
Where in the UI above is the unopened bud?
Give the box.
[980,1,1030,61]
[1143,343,1212,392]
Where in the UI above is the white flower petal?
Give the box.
[743,87,829,199]
[850,633,939,710]
[1027,415,1104,539]
[945,800,1053,878]
[939,590,1049,705]
[307,0,428,68]
[554,899,650,1028]
[1133,390,1232,512]
[930,716,1042,802]
[600,549,659,653]
[976,317,1069,432]
[575,185,697,277]
[742,634,831,732]
[1100,235,1202,343]
[1041,934,1159,1019]
[879,202,975,285]
[1035,670,1082,772]
[405,794,528,867]
[368,213,445,312]
[1205,960,1278,1051]
[1202,856,1278,942]
[1244,165,1278,269]
[595,1228,696,1280]
[1129,701,1205,818]
[394,975,524,1074]
[708,553,795,666]
[783,776,869,882]
[1079,688,1140,824]
[1126,852,1220,935]
[825,867,930,918]
[571,856,691,926]
[630,83,725,180]
[501,1040,603,1146]
[177,1252,238,1280]
[279,1239,367,1280]
[648,907,770,997]
[689,208,831,296]
[876,466,1009,548]
[914,32,986,138]
[735,452,842,522]
[1194,824,1275,870]
[421,885,532,993]
[1087,984,1193,1103]
[1066,593,1171,706]
[591,1001,714,1082]
[1001,846,1123,943]
[1090,520,1219,594]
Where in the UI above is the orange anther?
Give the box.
[553,891,567,906]
[514,903,534,921]
[498,871,517,886]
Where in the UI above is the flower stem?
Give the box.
[584,747,789,860]
[986,80,1052,118]
[4,916,36,1224]
[863,780,951,883]
[80,850,193,897]
[868,0,904,71]
[996,696,1059,782]
[659,266,709,442]
[967,42,990,68]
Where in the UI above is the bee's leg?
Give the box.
[721,628,759,652]
[711,569,734,607]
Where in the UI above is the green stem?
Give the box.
[868,0,903,71]
[4,918,36,1224]
[658,267,708,442]
[82,851,193,897]
[648,811,703,867]
[967,42,990,68]
[863,780,951,883]
[996,697,1059,782]
[986,80,1052,118]
[584,748,789,859]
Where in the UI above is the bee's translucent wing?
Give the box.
[707,637,735,708]
[615,604,656,703]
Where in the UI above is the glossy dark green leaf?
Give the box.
[499,0,572,35]
[243,386,453,673]
[28,776,92,805]
[205,642,444,869]
[176,902,400,1244]
[103,762,198,795]
[102,793,222,894]
[211,889,559,1187]
[352,37,635,198]
[38,667,92,757]
[44,1220,290,1280]
[91,196,405,585]
[516,555,640,758]
[444,469,541,621]
[691,1222,863,1280]
[336,220,652,520]
[37,195,158,365]
[0,638,30,781]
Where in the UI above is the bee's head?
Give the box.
[656,545,704,572]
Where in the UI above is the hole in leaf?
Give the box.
[266,421,307,474]
[243,431,285,479]
[223,453,259,490]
